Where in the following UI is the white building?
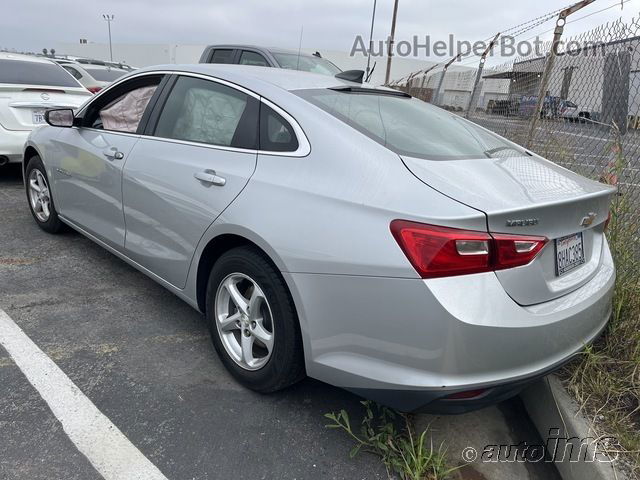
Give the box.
[406,66,509,109]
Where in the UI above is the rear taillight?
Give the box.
[87,86,102,94]
[491,233,548,270]
[390,220,548,279]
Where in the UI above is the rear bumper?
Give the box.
[0,124,30,163]
[346,325,605,413]
[286,237,615,412]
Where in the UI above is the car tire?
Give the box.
[205,246,305,393]
[25,155,66,234]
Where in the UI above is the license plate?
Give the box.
[555,232,585,276]
[32,110,46,125]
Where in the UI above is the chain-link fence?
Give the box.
[397,13,640,276]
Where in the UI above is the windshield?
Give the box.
[272,53,341,76]
[295,89,525,160]
[86,68,127,82]
[0,59,80,87]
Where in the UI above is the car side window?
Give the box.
[259,104,299,152]
[82,75,163,133]
[239,51,269,67]
[63,66,83,80]
[153,76,258,149]
[209,49,235,64]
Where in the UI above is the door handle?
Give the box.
[194,170,226,186]
[103,148,124,160]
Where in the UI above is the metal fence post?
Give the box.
[465,33,500,118]
[433,54,462,106]
[525,0,596,149]
[419,74,427,100]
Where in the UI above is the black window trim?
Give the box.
[74,70,310,157]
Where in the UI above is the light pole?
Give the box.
[384,0,399,85]
[102,14,114,61]
[365,0,378,81]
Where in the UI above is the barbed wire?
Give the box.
[390,0,634,85]
[455,0,633,68]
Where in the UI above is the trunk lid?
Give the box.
[0,84,91,131]
[401,154,615,305]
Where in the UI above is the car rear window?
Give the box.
[294,88,524,160]
[85,68,127,82]
[0,59,80,87]
[272,53,341,76]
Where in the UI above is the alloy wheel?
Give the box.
[28,169,51,222]
[215,273,275,371]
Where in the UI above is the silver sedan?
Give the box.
[23,65,615,413]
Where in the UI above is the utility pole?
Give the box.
[465,32,500,118]
[102,14,114,61]
[525,0,595,148]
[366,0,378,81]
[384,0,399,85]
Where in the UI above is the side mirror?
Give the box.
[45,109,74,128]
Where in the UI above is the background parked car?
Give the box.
[199,45,341,76]
[0,53,91,166]
[51,55,136,72]
[54,59,129,93]
[558,99,592,123]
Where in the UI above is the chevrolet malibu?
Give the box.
[23,65,615,413]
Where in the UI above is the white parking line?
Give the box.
[0,308,169,480]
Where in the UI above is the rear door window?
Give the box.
[0,59,80,87]
[153,75,258,149]
[239,51,269,67]
[208,49,235,64]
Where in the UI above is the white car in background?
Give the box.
[558,100,592,123]
[55,60,129,94]
[0,53,91,166]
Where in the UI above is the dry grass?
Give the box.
[563,124,640,477]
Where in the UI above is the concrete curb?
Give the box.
[520,375,628,480]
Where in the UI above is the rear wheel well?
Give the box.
[196,234,280,314]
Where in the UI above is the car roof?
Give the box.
[135,64,390,94]
[80,64,128,71]
[204,45,320,58]
[0,52,57,64]
[55,60,127,71]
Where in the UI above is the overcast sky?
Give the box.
[2,0,638,59]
